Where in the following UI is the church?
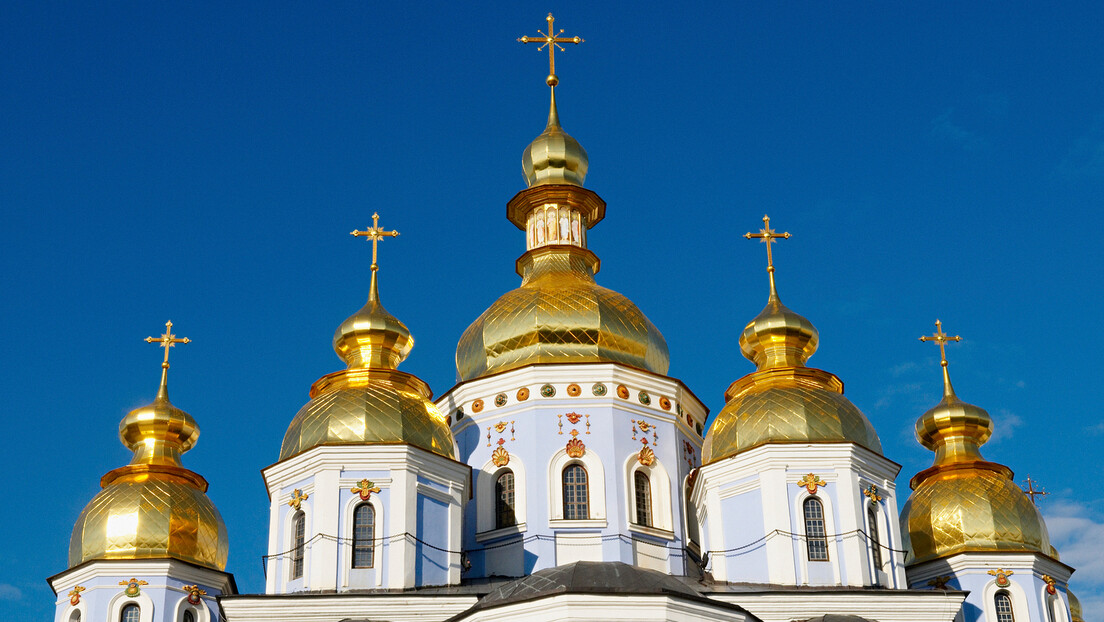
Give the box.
[47,14,1087,622]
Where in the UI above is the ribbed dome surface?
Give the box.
[456,246,669,381]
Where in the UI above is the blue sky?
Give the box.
[2,2,1102,619]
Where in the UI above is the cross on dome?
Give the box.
[1022,476,1049,505]
[145,320,190,396]
[745,214,791,295]
[919,319,962,397]
[517,13,584,87]
[351,212,400,273]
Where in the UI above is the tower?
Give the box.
[49,322,234,622]
[900,321,1075,622]
[695,217,906,587]
[263,214,467,592]
[436,14,709,578]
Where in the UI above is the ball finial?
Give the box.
[546,74,559,87]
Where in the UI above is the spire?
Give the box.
[914,320,993,467]
[518,13,589,188]
[738,215,818,369]
[119,321,198,467]
[335,213,413,369]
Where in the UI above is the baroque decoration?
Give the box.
[638,446,655,466]
[183,584,207,605]
[120,578,148,597]
[540,384,556,397]
[592,382,606,396]
[988,568,1014,588]
[471,398,484,413]
[288,488,309,510]
[516,387,529,401]
[67,586,84,606]
[567,383,581,396]
[863,484,882,502]
[351,479,381,501]
[796,473,827,494]
[492,444,510,467]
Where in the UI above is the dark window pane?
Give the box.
[803,498,829,561]
[634,471,652,527]
[496,471,516,529]
[562,464,589,520]
[353,503,375,568]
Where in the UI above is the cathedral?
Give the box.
[48,14,1088,622]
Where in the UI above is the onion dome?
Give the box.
[69,324,228,571]
[522,88,588,187]
[456,245,669,381]
[1069,589,1084,622]
[281,225,454,461]
[704,217,881,463]
[900,322,1050,565]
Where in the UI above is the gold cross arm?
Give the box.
[351,212,400,271]
[517,13,584,85]
[1022,476,1049,505]
[919,319,961,367]
[145,320,190,368]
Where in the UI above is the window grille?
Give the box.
[995,591,1015,622]
[868,504,882,572]
[495,471,517,529]
[803,497,829,561]
[353,503,375,568]
[291,510,306,579]
[634,471,652,527]
[121,604,140,622]
[562,464,589,520]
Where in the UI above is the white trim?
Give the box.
[339,492,384,588]
[1042,587,1069,622]
[107,591,154,622]
[548,447,606,521]
[622,452,673,532]
[170,595,210,622]
[477,455,528,534]
[983,580,1029,622]
[61,602,85,622]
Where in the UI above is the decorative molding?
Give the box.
[351,479,381,501]
[288,488,309,510]
[796,473,827,494]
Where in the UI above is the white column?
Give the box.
[761,467,796,584]
[310,469,340,590]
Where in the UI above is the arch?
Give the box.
[1040,586,1069,622]
[622,453,674,533]
[982,578,1030,622]
[340,487,384,588]
[562,463,589,519]
[495,470,517,529]
[107,590,154,622]
[291,509,306,579]
[352,502,376,568]
[994,590,1015,622]
[121,604,141,622]
[477,455,528,534]
[171,593,211,622]
[802,497,829,561]
[634,471,652,526]
[548,447,606,524]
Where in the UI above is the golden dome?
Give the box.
[902,323,1049,564]
[456,245,670,381]
[522,88,588,188]
[704,223,880,463]
[1069,589,1084,622]
[70,335,228,571]
[281,264,455,461]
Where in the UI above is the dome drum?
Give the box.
[506,183,606,231]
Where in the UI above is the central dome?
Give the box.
[456,246,669,381]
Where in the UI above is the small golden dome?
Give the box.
[333,272,413,369]
[704,367,882,463]
[1069,589,1084,622]
[740,292,819,370]
[281,266,455,461]
[902,326,1049,564]
[70,338,228,571]
[456,245,670,381]
[522,88,588,188]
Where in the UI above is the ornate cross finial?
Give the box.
[145,320,190,396]
[920,319,962,398]
[518,13,584,87]
[919,319,961,368]
[1023,476,1049,505]
[744,214,790,296]
[350,212,400,273]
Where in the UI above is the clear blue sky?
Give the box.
[2,3,1102,620]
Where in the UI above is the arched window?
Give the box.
[562,464,589,520]
[291,509,306,579]
[1045,594,1057,622]
[69,611,81,622]
[868,504,882,573]
[495,471,516,529]
[121,604,140,622]
[995,590,1015,622]
[352,503,375,568]
[803,497,829,561]
[634,471,652,527]
[183,611,195,622]
[685,483,700,546]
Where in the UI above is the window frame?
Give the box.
[802,496,829,562]
[633,470,652,527]
[352,502,376,568]
[495,470,517,529]
[291,509,306,580]
[867,503,882,573]
[120,604,141,622]
[994,590,1015,622]
[562,463,590,520]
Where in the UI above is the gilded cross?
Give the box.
[350,212,399,272]
[745,215,790,294]
[919,319,961,369]
[517,13,584,87]
[145,321,190,370]
[1022,476,1049,505]
[288,488,309,510]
